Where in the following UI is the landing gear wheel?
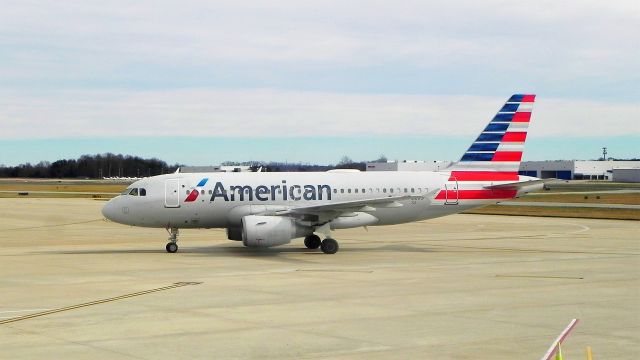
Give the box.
[320,238,339,254]
[165,227,179,253]
[166,242,178,253]
[304,234,322,249]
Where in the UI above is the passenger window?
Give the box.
[355,189,358,193]
[129,188,138,196]
[348,189,352,193]
[404,188,408,193]
[201,190,205,195]
[418,188,422,193]
[340,189,344,193]
[186,190,190,195]
[208,190,212,194]
[140,188,146,196]
[383,188,387,193]
[390,188,394,193]
[411,188,415,193]
[333,189,337,193]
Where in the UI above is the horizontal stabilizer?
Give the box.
[483,178,553,191]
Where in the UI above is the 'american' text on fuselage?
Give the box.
[209,181,332,202]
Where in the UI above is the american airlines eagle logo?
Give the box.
[184,178,209,202]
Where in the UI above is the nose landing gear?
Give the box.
[165,227,179,253]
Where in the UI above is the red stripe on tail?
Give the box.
[502,132,527,142]
[449,171,519,181]
[492,151,523,161]
[512,112,531,122]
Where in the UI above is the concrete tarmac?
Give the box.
[498,201,640,209]
[0,198,638,359]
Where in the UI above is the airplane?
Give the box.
[102,94,543,254]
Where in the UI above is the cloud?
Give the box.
[0,1,638,94]
[0,2,637,142]
[1,90,637,139]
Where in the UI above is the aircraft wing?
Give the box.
[272,188,441,219]
[284,195,412,214]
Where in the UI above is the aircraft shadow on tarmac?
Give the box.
[33,242,436,258]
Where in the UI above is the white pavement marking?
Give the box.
[0,309,52,319]
[0,309,52,314]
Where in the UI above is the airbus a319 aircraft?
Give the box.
[102,94,543,254]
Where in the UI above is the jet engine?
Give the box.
[241,215,310,248]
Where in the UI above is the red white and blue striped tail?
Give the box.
[449,94,535,174]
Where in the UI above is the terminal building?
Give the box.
[518,160,640,181]
[179,165,253,173]
[365,160,453,172]
[365,160,640,182]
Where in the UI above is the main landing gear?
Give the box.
[304,234,339,254]
[165,227,179,253]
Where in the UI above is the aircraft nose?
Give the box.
[102,198,118,222]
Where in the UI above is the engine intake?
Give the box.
[242,215,310,248]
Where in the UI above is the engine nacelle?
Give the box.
[242,215,310,248]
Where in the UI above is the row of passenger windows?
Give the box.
[334,187,425,194]
[122,188,147,196]
[187,187,426,195]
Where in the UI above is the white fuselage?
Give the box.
[102,170,525,230]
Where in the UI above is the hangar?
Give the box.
[518,160,640,180]
[365,160,453,172]
[366,160,640,182]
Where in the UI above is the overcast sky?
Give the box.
[1,1,638,165]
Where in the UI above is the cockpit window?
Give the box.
[121,188,131,195]
[140,188,146,196]
[129,188,139,196]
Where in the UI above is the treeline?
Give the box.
[0,154,180,179]
[226,155,388,172]
[0,154,390,178]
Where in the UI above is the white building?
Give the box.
[519,160,640,180]
[179,165,253,173]
[611,168,640,183]
[366,159,640,182]
[366,160,453,172]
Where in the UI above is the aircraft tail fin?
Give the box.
[447,94,535,177]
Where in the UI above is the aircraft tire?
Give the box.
[320,238,339,254]
[304,234,322,249]
[166,242,178,253]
